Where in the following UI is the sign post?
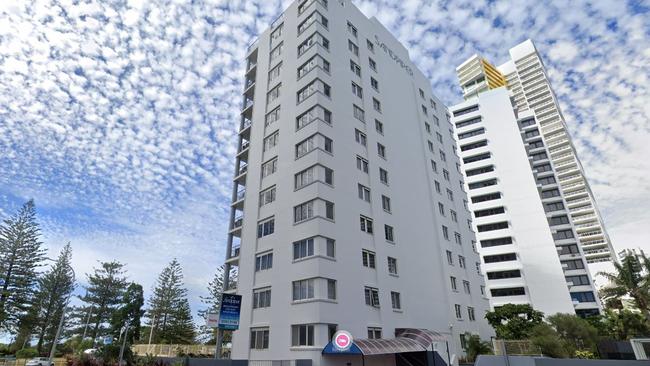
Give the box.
[215,294,242,359]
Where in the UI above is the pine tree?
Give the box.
[148,259,195,344]
[79,261,127,343]
[197,265,238,344]
[32,243,76,354]
[110,283,144,344]
[0,200,46,332]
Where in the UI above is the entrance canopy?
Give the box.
[322,328,445,356]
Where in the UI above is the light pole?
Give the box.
[118,321,130,366]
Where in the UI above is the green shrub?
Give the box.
[575,350,597,359]
[16,348,39,359]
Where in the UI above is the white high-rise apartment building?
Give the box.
[451,88,602,318]
[456,40,615,266]
[221,0,492,364]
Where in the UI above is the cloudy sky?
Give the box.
[0,0,648,324]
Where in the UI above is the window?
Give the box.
[297,55,330,79]
[391,291,401,310]
[323,279,335,300]
[450,276,458,291]
[425,122,431,133]
[291,324,314,346]
[375,119,383,134]
[350,60,361,76]
[356,156,369,173]
[553,229,574,240]
[257,218,275,238]
[250,328,269,349]
[295,165,314,189]
[458,128,485,140]
[446,250,453,265]
[537,176,556,185]
[472,192,501,203]
[295,133,333,158]
[519,118,535,127]
[377,143,386,158]
[461,140,488,152]
[270,23,283,41]
[459,256,466,268]
[474,206,505,217]
[491,287,526,297]
[297,78,330,103]
[466,165,494,177]
[364,287,380,307]
[428,141,434,152]
[525,129,540,138]
[464,152,491,164]
[455,232,462,245]
[296,104,331,130]
[419,89,425,98]
[455,304,462,319]
[477,221,508,232]
[439,150,447,162]
[347,21,358,37]
[483,252,517,263]
[292,279,315,301]
[433,115,440,126]
[353,104,365,122]
[255,252,273,271]
[566,275,590,286]
[263,131,279,151]
[371,77,379,90]
[379,168,389,184]
[529,140,545,149]
[446,189,454,201]
[326,238,335,258]
[294,201,314,223]
[293,238,314,260]
[434,181,441,193]
[367,327,382,339]
[369,58,377,71]
[468,307,476,321]
[384,224,394,242]
[487,270,522,280]
[270,42,283,62]
[451,210,458,222]
[550,215,570,226]
[531,152,548,161]
[558,244,580,255]
[266,83,281,105]
[421,105,428,115]
[348,39,359,55]
[436,132,444,143]
[443,169,450,181]
[468,179,497,190]
[297,11,328,34]
[355,129,367,146]
[262,158,278,178]
[545,201,565,212]
[360,215,373,234]
[438,202,445,216]
[453,105,478,117]
[542,189,561,199]
[366,39,374,52]
[430,99,437,110]
[388,257,398,275]
[381,195,391,212]
[373,98,382,112]
[463,280,471,294]
[298,33,329,56]
[431,160,438,173]
[265,106,281,126]
[455,116,481,128]
[351,82,363,98]
[358,184,371,202]
[268,62,282,83]
[480,237,513,248]
[536,163,553,173]
[259,186,276,207]
[562,259,585,270]
[253,288,271,309]
[362,249,376,268]
[442,225,449,240]
[571,291,596,303]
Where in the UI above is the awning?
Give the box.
[322,328,445,356]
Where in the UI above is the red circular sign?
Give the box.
[333,330,353,351]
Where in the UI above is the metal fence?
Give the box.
[131,344,217,357]
[492,339,543,356]
[0,359,67,366]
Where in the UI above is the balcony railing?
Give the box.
[240,141,250,152]
[237,164,248,176]
[235,189,246,201]
[242,98,254,111]
[230,246,241,258]
[232,216,243,229]
[241,118,252,131]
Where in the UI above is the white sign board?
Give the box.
[206,312,220,328]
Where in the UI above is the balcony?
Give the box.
[241,97,254,114]
[237,140,250,161]
[225,246,240,264]
[229,215,243,236]
[231,189,245,210]
[234,164,248,184]
[224,279,238,293]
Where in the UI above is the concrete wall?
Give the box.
[475,355,650,366]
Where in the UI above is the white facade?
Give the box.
[496,40,615,266]
[451,88,601,317]
[221,0,492,365]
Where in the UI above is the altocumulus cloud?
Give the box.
[0,0,648,315]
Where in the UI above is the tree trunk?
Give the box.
[0,256,16,324]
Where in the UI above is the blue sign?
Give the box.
[218,294,242,330]
[103,336,113,345]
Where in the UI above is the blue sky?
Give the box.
[0,0,648,326]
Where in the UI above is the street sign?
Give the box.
[103,336,113,345]
[333,330,353,352]
[218,294,242,330]
[206,312,220,328]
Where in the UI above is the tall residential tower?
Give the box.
[221,0,491,365]
[455,40,615,266]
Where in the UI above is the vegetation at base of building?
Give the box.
[485,304,545,339]
[599,251,650,321]
[464,333,492,362]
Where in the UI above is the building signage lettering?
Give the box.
[374,35,414,76]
